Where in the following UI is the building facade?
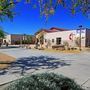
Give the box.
[3,34,35,45]
[3,34,24,44]
[35,27,67,46]
[44,28,90,48]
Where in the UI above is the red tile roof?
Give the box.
[49,27,68,32]
[35,27,68,35]
[35,29,49,35]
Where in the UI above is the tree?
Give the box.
[30,0,90,18]
[0,0,17,21]
[0,28,4,47]
[0,0,90,21]
[0,0,17,47]
[0,28,4,38]
[75,37,80,47]
[26,35,33,44]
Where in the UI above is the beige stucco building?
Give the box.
[35,27,67,46]
[44,28,90,48]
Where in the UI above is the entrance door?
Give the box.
[56,38,61,45]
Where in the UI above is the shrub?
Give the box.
[15,41,20,45]
[6,73,84,90]
[63,41,69,47]
[75,37,80,47]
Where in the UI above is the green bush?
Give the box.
[6,73,84,90]
[15,41,20,45]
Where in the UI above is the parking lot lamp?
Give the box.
[79,25,83,51]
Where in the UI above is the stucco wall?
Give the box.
[3,35,11,44]
[44,29,86,48]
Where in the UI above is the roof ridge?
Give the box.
[49,27,68,31]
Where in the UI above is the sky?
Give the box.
[0,2,90,35]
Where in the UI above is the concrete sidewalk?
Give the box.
[0,48,90,90]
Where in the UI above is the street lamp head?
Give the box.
[79,25,83,28]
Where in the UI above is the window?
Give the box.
[56,38,61,45]
[52,39,54,43]
[45,39,47,42]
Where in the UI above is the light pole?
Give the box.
[79,25,82,51]
[20,35,22,47]
[24,34,26,46]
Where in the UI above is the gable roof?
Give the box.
[49,27,68,32]
[35,29,50,35]
[35,27,68,35]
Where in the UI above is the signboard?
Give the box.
[76,29,86,34]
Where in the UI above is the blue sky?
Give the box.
[0,2,90,35]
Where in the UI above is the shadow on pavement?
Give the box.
[0,56,71,76]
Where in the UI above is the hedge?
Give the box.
[6,73,84,90]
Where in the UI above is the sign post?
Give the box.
[79,25,83,51]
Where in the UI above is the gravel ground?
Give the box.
[0,53,15,69]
